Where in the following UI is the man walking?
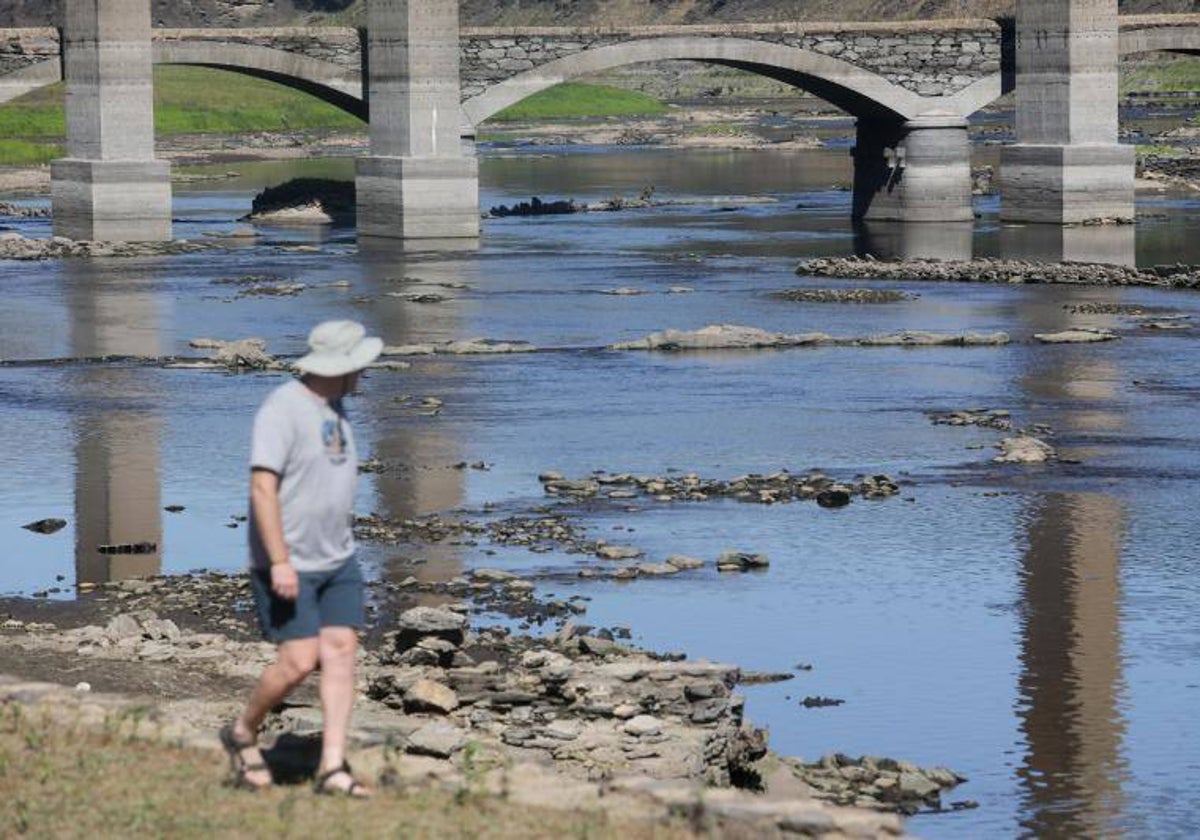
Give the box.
[220,320,382,797]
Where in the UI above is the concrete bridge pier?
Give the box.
[356,0,480,241]
[1000,0,1134,224]
[852,114,973,223]
[51,0,171,242]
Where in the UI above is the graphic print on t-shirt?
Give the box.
[321,418,346,461]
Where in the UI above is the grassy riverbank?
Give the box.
[1123,56,1200,95]
[0,705,684,838]
[0,68,663,165]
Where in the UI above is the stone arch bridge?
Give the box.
[1,1,1193,241]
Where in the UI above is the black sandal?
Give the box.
[219,723,272,791]
[313,761,371,798]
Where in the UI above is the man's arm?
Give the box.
[251,467,298,600]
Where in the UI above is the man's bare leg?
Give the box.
[231,638,320,787]
[315,626,371,795]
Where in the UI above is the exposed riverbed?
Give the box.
[3,142,1200,837]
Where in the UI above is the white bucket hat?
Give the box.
[293,320,383,376]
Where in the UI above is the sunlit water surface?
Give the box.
[2,146,1200,837]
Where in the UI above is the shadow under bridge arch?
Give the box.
[152,42,366,120]
[461,37,929,126]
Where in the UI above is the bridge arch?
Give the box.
[1120,24,1200,57]
[0,60,62,108]
[0,45,366,118]
[462,37,929,126]
[152,43,365,120]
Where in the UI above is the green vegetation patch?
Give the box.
[1123,56,1200,94]
[489,82,668,122]
[0,706,690,838]
[1137,144,1190,158]
[683,123,748,137]
[0,140,62,165]
[0,65,363,145]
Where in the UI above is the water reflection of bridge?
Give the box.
[858,221,1137,267]
[1011,288,1132,835]
[67,261,163,585]
[64,249,476,590]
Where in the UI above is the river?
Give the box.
[2,144,1200,837]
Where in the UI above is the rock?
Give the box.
[470,568,518,582]
[612,324,828,352]
[612,703,640,720]
[665,555,705,570]
[898,772,941,800]
[543,478,600,498]
[396,606,468,648]
[1034,328,1118,344]
[771,287,914,304]
[381,343,437,356]
[579,635,619,656]
[994,436,1057,464]
[438,338,537,355]
[248,178,354,223]
[816,489,852,508]
[206,338,276,370]
[623,715,663,737]
[800,696,845,708]
[596,544,642,560]
[403,679,460,715]
[105,614,142,641]
[740,671,795,685]
[636,563,681,576]
[22,518,66,534]
[141,618,181,642]
[406,721,467,758]
[716,551,770,572]
[543,720,581,741]
[856,330,1009,347]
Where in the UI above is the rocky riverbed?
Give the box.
[0,560,969,830]
[0,451,1004,834]
[797,256,1200,289]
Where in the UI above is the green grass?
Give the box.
[0,139,61,165]
[1123,56,1200,94]
[683,123,747,137]
[0,706,692,839]
[1136,144,1190,158]
[0,65,364,144]
[488,82,668,122]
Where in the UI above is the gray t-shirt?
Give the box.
[248,379,358,573]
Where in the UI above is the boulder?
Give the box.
[623,715,663,737]
[406,721,467,758]
[665,555,705,570]
[716,551,770,572]
[396,606,468,649]
[994,436,1056,464]
[403,678,460,715]
[22,518,66,534]
[596,544,642,560]
[1034,328,1118,344]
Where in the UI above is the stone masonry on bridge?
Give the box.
[458,21,1004,102]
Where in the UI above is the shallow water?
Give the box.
[3,146,1200,837]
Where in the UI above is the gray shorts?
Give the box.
[250,557,364,643]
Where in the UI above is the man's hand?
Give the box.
[271,562,299,601]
